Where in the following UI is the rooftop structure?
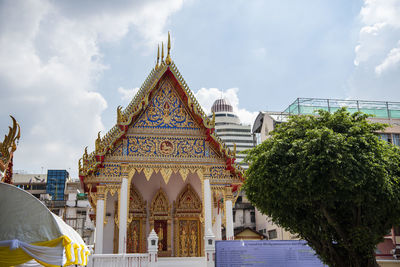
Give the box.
[284,98,400,119]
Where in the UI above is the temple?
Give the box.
[79,33,244,256]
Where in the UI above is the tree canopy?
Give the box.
[244,108,400,267]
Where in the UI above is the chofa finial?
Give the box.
[161,42,164,63]
[165,32,172,65]
[156,44,160,69]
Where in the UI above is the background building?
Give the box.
[46,169,69,200]
[209,98,257,234]
[12,170,94,245]
[252,98,400,257]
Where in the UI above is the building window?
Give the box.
[380,133,392,143]
[250,211,255,223]
[77,210,87,216]
[237,196,242,203]
[233,211,236,222]
[394,226,400,236]
[393,134,400,147]
[268,229,277,239]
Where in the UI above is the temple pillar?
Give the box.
[119,177,128,253]
[203,173,212,234]
[95,185,106,254]
[225,187,234,240]
[215,211,222,240]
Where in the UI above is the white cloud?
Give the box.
[194,87,258,126]
[349,0,400,100]
[0,0,184,177]
[375,41,400,75]
[118,87,140,103]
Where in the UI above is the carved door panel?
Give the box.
[127,220,140,253]
[155,220,168,252]
[177,219,200,257]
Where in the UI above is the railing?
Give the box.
[90,254,149,267]
[284,98,400,119]
[43,200,66,208]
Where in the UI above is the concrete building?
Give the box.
[252,98,400,257]
[209,98,255,168]
[209,98,257,234]
[12,171,95,245]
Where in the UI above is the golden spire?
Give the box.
[156,44,160,69]
[161,42,164,63]
[165,32,172,65]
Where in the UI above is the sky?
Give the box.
[1,0,400,178]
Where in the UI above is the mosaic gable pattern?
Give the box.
[126,135,218,159]
[96,163,121,177]
[134,79,200,130]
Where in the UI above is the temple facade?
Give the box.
[79,35,244,257]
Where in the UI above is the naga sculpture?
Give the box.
[0,116,21,183]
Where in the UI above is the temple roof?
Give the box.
[79,38,244,182]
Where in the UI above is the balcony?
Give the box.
[44,200,66,208]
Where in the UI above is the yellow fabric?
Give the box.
[0,235,89,267]
[0,236,64,267]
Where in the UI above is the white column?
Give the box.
[225,199,234,240]
[95,198,104,254]
[119,177,128,253]
[204,179,213,234]
[215,211,222,240]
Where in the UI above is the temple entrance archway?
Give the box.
[150,188,172,256]
[127,183,147,253]
[174,183,202,257]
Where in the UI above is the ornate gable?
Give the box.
[79,35,245,192]
[133,78,200,131]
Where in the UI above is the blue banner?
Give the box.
[215,240,327,267]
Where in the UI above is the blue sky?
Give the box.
[1,0,399,177]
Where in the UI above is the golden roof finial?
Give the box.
[233,143,237,157]
[95,131,102,154]
[165,32,172,65]
[83,146,88,160]
[212,111,215,128]
[161,42,164,63]
[117,106,124,124]
[156,44,160,69]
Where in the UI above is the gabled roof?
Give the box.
[79,57,245,182]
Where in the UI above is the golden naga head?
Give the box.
[117,106,126,124]
[0,115,21,175]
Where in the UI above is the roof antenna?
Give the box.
[166,32,172,65]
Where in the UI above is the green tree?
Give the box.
[244,108,400,267]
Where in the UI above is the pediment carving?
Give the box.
[174,183,202,214]
[150,188,171,217]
